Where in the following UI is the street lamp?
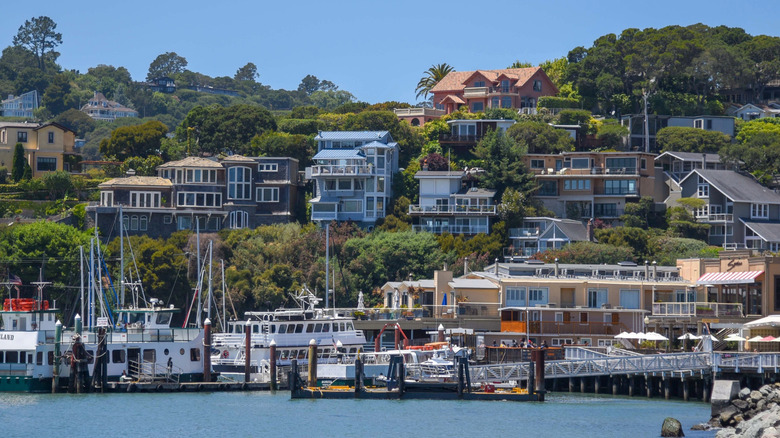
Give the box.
[643,316,650,334]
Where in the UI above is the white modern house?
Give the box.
[408,169,497,234]
[306,131,399,225]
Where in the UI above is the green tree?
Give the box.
[297,74,337,95]
[657,126,730,153]
[53,108,96,137]
[176,104,277,155]
[147,52,188,81]
[507,61,533,68]
[249,131,315,166]
[12,16,62,71]
[415,63,454,100]
[99,120,169,160]
[41,170,73,199]
[120,156,164,176]
[536,241,635,264]
[595,227,651,260]
[506,121,574,154]
[12,142,26,182]
[234,62,258,82]
[41,73,71,116]
[473,130,533,199]
[596,121,629,149]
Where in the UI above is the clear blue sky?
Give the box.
[2,0,779,105]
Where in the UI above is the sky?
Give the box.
[2,0,779,105]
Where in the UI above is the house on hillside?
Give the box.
[408,169,497,235]
[728,103,780,121]
[430,67,558,115]
[504,217,590,261]
[80,92,138,121]
[92,175,176,238]
[306,131,399,226]
[677,169,780,251]
[1,91,39,118]
[620,114,735,152]
[439,119,516,152]
[0,122,78,178]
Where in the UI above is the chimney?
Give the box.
[464,257,468,276]
[494,258,499,275]
[702,153,707,170]
[644,260,649,279]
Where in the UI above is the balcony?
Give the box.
[408,204,497,216]
[593,188,638,196]
[502,321,628,336]
[393,108,446,117]
[593,208,625,218]
[463,86,489,97]
[652,302,743,318]
[509,228,541,239]
[696,213,734,223]
[412,224,489,235]
[488,86,519,95]
[503,247,539,260]
[307,164,373,177]
[438,133,481,144]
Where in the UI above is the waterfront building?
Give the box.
[1,90,39,118]
[408,169,497,235]
[523,151,658,221]
[80,92,138,121]
[0,121,78,178]
[307,131,398,226]
[430,67,557,115]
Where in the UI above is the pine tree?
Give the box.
[11,142,25,182]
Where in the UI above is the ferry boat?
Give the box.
[0,293,205,393]
[211,287,367,379]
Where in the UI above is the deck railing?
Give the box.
[408,205,496,215]
[652,302,743,318]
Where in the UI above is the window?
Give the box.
[473,81,485,87]
[163,215,172,224]
[342,200,362,213]
[228,166,252,199]
[112,350,126,364]
[177,192,221,207]
[506,287,526,306]
[587,288,608,308]
[530,159,545,169]
[185,168,217,183]
[604,180,636,195]
[17,131,27,142]
[257,187,279,202]
[190,348,201,361]
[48,132,54,143]
[528,287,548,306]
[537,181,557,196]
[751,203,769,219]
[491,97,499,108]
[698,183,709,198]
[338,179,352,191]
[605,157,636,173]
[533,80,542,92]
[564,179,591,190]
[501,97,512,108]
[471,102,484,112]
[694,119,703,129]
[258,163,278,172]
[100,191,113,207]
[36,157,57,172]
[641,158,647,170]
[130,192,161,208]
[130,215,139,230]
[139,216,148,231]
[377,177,385,193]
[619,289,640,309]
[229,210,250,229]
[178,216,192,230]
[570,158,590,169]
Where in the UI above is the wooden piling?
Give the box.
[683,379,689,402]
[52,320,61,393]
[533,349,545,395]
[569,377,574,393]
[663,377,670,400]
[269,340,277,391]
[244,321,251,383]
[580,377,586,393]
[594,376,600,394]
[307,339,317,387]
[629,376,635,397]
[612,376,618,395]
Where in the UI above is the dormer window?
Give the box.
[473,81,485,87]
[697,175,709,198]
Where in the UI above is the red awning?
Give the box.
[696,270,764,285]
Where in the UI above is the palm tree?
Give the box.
[415,63,455,100]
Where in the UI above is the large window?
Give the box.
[257,187,279,202]
[537,181,557,196]
[130,191,161,208]
[605,157,636,173]
[604,180,636,195]
[342,200,362,213]
[228,166,252,199]
[506,287,526,306]
[36,157,57,172]
[100,191,113,207]
[528,287,548,306]
[564,179,591,190]
[471,102,483,112]
[229,211,249,229]
[619,289,640,309]
[751,203,769,219]
[587,288,608,308]
[570,158,590,169]
[177,192,221,207]
[185,169,217,183]
[501,97,512,108]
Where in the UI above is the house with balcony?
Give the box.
[91,175,176,238]
[439,119,516,152]
[306,131,398,225]
[620,114,735,152]
[728,103,780,121]
[524,151,659,221]
[1,90,39,118]
[408,170,497,235]
[676,169,780,251]
[0,122,78,178]
[80,92,138,121]
[430,67,558,115]
[504,217,590,261]
[393,107,446,126]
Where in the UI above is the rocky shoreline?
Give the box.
[705,383,780,438]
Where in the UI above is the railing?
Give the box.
[308,165,373,176]
[593,208,625,218]
[393,108,446,117]
[128,359,181,383]
[76,328,201,344]
[593,188,638,196]
[713,353,780,372]
[463,86,488,97]
[503,247,539,258]
[509,228,540,238]
[342,303,499,321]
[408,205,497,215]
[652,302,743,318]
[439,134,481,143]
[0,363,33,376]
[526,321,628,336]
[696,213,734,222]
[412,224,490,234]
[488,86,518,94]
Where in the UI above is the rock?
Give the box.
[691,423,711,431]
[733,399,749,410]
[661,417,685,437]
[751,390,764,402]
[758,399,767,411]
[760,385,773,396]
[740,387,752,400]
[716,428,737,438]
[763,427,780,438]
[720,406,740,424]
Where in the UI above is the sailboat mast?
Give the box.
[196,219,201,328]
[120,205,124,310]
[89,238,95,329]
[79,245,84,324]
[325,222,329,309]
[221,259,226,329]
[207,240,212,320]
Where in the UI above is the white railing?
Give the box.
[393,108,445,117]
[463,86,488,97]
[652,302,743,318]
[509,228,540,238]
[308,165,373,176]
[713,353,780,372]
[408,205,496,215]
[412,224,490,235]
[696,213,734,222]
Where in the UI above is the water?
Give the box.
[0,391,715,437]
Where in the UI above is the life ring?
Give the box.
[221,350,229,359]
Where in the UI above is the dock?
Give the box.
[104,381,279,393]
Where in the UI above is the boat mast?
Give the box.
[325,222,329,309]
[221,259,226,329]
[79,245,84,324]
[120,205,124,311]
[89,238,95,330]
[207,239,212,320]
[196,219,201,328]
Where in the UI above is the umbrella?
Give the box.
[678,333,700,340]
[748,336,765,342]
[614,331,632,339]
[699,334,719,341]
[645,332,668,341]
[725,334,746,341]
[761,336,776,342]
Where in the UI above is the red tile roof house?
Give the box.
[430,67,558,115]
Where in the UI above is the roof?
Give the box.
[309,196,339,203]
[453,187,496,198]
[448,278,498,289]
[221,154,256,163]
[741,221,780,243]
[99,176,173,188]
[553,220,589,241]
[34,122,76,134]
[0,122,40,129]
[440,95,465,104]
[682,170,780,204]
[431,67,542,93]
[655,151,721,163]
[414,170,465,178]
[313,149,365,160]
[158,157,223,168]
[314,131,390,141]
[361,140,395,149]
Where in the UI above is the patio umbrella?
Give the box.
[614,331,632,339]
[645,332,669,341]
[678,333,700,340]
[725,334,746,341]
[699,334,719,341]
[761,336,776,342]
[748,336,765,342]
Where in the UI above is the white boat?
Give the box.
[211,287,367,381]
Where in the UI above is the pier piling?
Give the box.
[308,339,318,387]
[269,340,277,391]
[203,319,212,383]
[244,321,251,383]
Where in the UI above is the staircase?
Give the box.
[129,360,181,383]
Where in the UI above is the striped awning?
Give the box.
[696,270,764,285]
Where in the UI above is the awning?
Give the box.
[696,270,764,285]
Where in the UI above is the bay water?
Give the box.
[0,391,715,437]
